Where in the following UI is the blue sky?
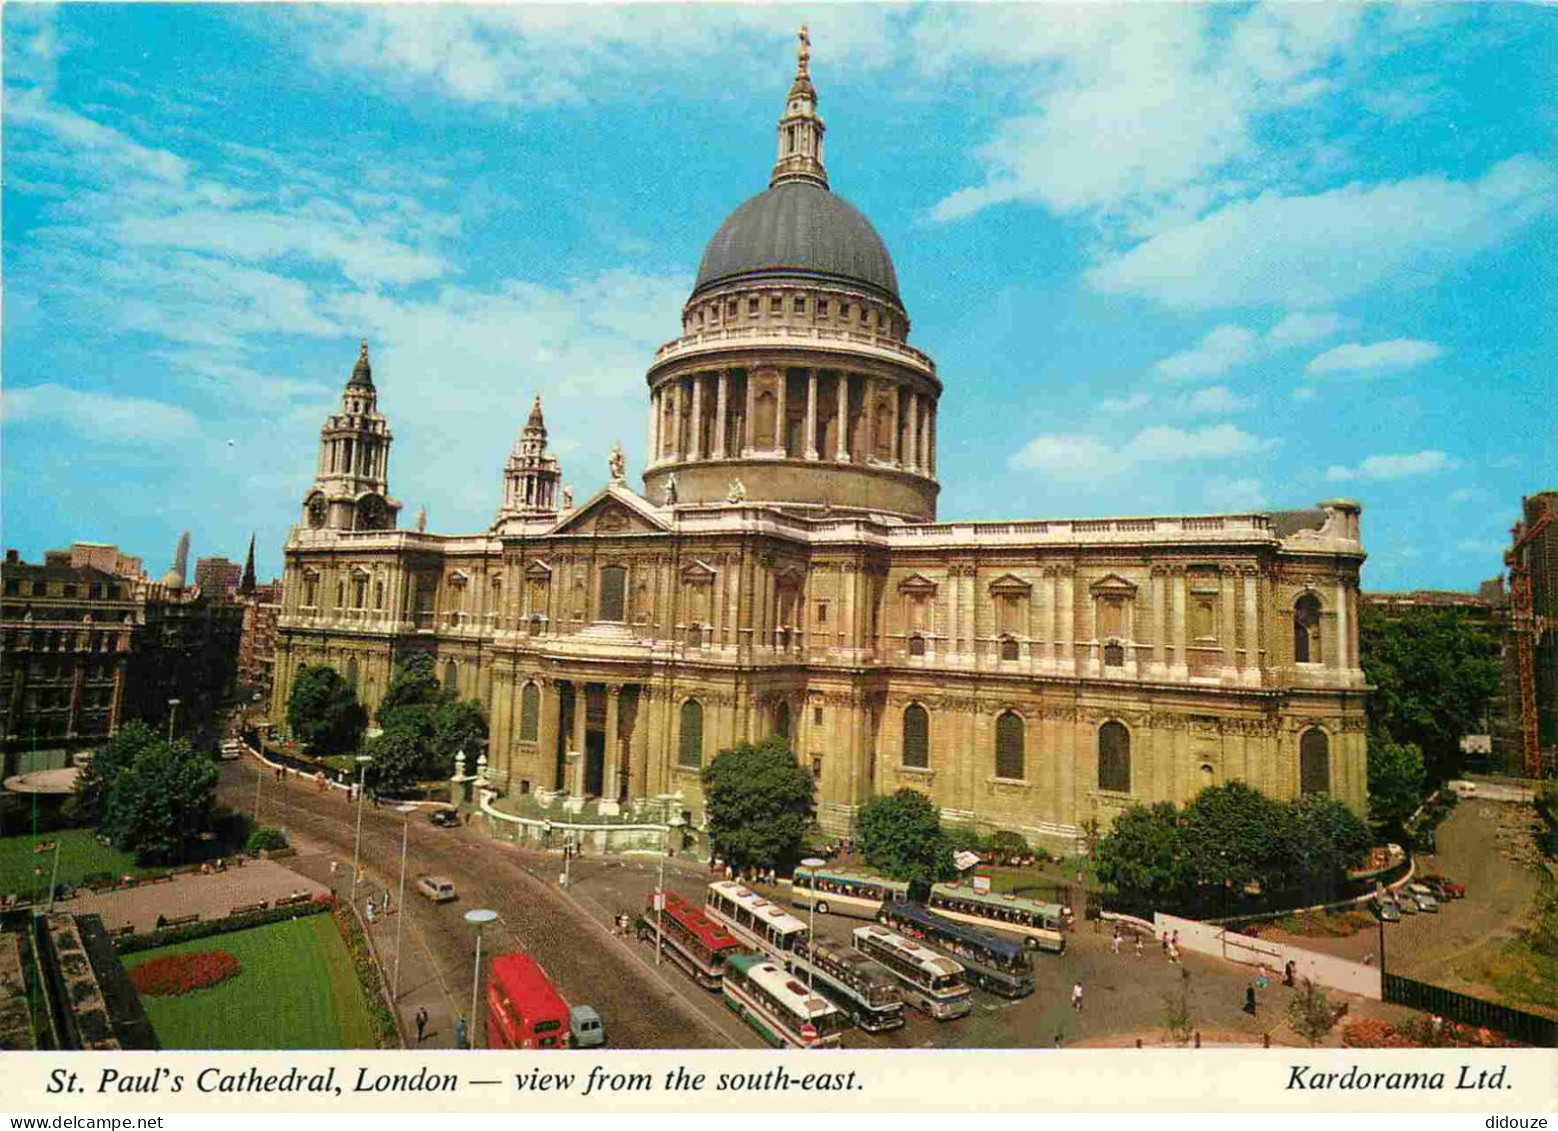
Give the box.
[3,3,1554,590]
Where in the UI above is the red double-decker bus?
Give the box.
[486,953,570,1049]
[637,889,745,989]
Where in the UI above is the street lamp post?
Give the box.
[800,856,826,993]
[253,756,264,826]
[392,803,417,1002]
[350,755,373,905]
[166,698,181,743]
[654,828,670,966]
[45,839,62,913]
[464,908,498,1050]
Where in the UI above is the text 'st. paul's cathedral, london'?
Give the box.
[274,34,1368,850]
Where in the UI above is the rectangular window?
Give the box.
[811,756,823,780]
[3,580,16,596]
[840,303,850,319]
[813,706,823,726]
[794,297,806,313]
[748,297,759,316]
[770,296,782,313]
[815,601,828,625]
[817,300,829,316]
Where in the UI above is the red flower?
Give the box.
[130,951,241,996]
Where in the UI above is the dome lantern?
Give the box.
[770,25,827,190]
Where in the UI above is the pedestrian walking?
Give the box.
[415,1007,428,1044]
[454,1017,468,1049]
[1283,960,1296,987]
[329,859,338,878]
[1256,965,1270,990]
[1160,932,1169,954]
[1071,981,1083,1012]
[1135,935,1144,959]
[366,899,376,924]
[1168,943,1180,965]
[1171,929,1180,951]
[1111,929,1121,956]
[1243,985,1257,1016]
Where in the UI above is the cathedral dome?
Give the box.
[693,181,900,302]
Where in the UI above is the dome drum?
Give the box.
[643,459,938,522]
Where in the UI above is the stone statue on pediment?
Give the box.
[664,473,679,506]
[608,440,626,484]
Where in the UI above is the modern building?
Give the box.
[194,556,243,601]
[271,37,1370,848]
[0,538,242,774]
[1508,490,1558,754]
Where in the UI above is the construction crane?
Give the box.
[1506,507,1554,780]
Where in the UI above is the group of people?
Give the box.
[710,860,781,886]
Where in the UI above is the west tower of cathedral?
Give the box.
[273,34,1369,847]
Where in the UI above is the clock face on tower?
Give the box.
[306,495,328,529]
[357,494,389,531]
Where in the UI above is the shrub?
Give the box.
[245,827,288,853]
[331,903,398,1049]
[117,898,331,954]
[1341,1019,1408,1048]
[130,951,240,996]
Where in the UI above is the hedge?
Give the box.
[330,903,399,1049]
[116,898,332,955]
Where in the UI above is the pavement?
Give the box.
[55,860,328,933]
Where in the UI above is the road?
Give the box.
[218,757,758,1049]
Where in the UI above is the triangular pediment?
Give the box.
[681,559,717,583]
[447,569,470,585]
[898,572,939,595]
[987,572,1033,594]
[1090,572,1139,595]
[524,559,553,579]
[549,483,671,536]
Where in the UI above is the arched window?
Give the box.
[442,660,458,694]
[775,701,791,741]
[598,565,626,622]
[999,636,1020,662]
[519,682,540,743]
[903,704,929,769]
[995,711,1024,781]
[1294,594,1322,664]
[1300,728,1330,795]
[1098,721,1131,793]
[678,700,704,768]
[908,634,926,657]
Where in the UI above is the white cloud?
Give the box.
[1448,487,1482,504]
[1099,392,1152,413]
[1089,156,1558,309]
[3,384,198,443]
[1291,386,1318,402]
[1155,324,1259,381]
[1266,311,1345,349]
[1326,450,1454,482]
[1305,339,1444,376]
[1204,477,1267,511]
[1180,385,1254,415]
[1010,423,1275,478]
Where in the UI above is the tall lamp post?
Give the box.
[392,803,417,1001]
[800,856,826,992]
[464,908,498,1050]
[166,698,181,743]
[350,754,373,905]
[653,827,670,966]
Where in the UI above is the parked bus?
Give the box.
[637,889,745,990]
[790,867,907,919]
[850,924,972,1021]
[787,938,905,1033]
[706,881,808,958]
[722,953,846,1049]
[486,952,571,1049]
[878,900,1034,999]
[926,882,1067,953]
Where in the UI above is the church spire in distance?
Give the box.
[770,25,828,190]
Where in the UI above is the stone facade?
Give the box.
[271,36,1369,851]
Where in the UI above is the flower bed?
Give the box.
[1342,1016,1518,1049]
[129,951,241,996]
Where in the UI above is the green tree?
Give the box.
[377,653,442,725]
[1366,737,1427,829]
[1277,794,1372,893]
[364,727,431,798]
[1180,781,1287,890]
[431,699,489,778]
[1360,605,1501,780]
[286,664,367,756]
[1093,801,1189,902]
[373,654,487,780]
[103,739,218,864]
[1287,978,1336,1046]
[701,738,815,871]
[68,720,162,827]
[858,788,956,883]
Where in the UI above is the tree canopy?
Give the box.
[366,654,489,788]
[286,664,367,756]
[700,738,815,871]
[858,788,957,883]
[1359,605,1501,781]
[69,720,162,826]
[101,738,218,864]
[1366,737,1427,829]
[363,727,430,797]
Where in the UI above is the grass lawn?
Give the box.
[123,915,376,1049]
[0,829,142,897]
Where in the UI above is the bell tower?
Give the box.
[493,396,563,532]
[301,339,401,532]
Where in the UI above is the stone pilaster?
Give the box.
[804,369,819,459]
[835,374,850,461]
[714,372,728,459]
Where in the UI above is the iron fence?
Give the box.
[1382,972,1557,1047]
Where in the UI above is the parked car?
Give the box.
[219,739,242,761]
[1419,874,1465,899]
[569,1005,605,1049]
[1407,883,1439,913]
[428,808,460,828]
[416,875,458,903]
[1371,896,1401,923]
[1394,891,1418,914]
